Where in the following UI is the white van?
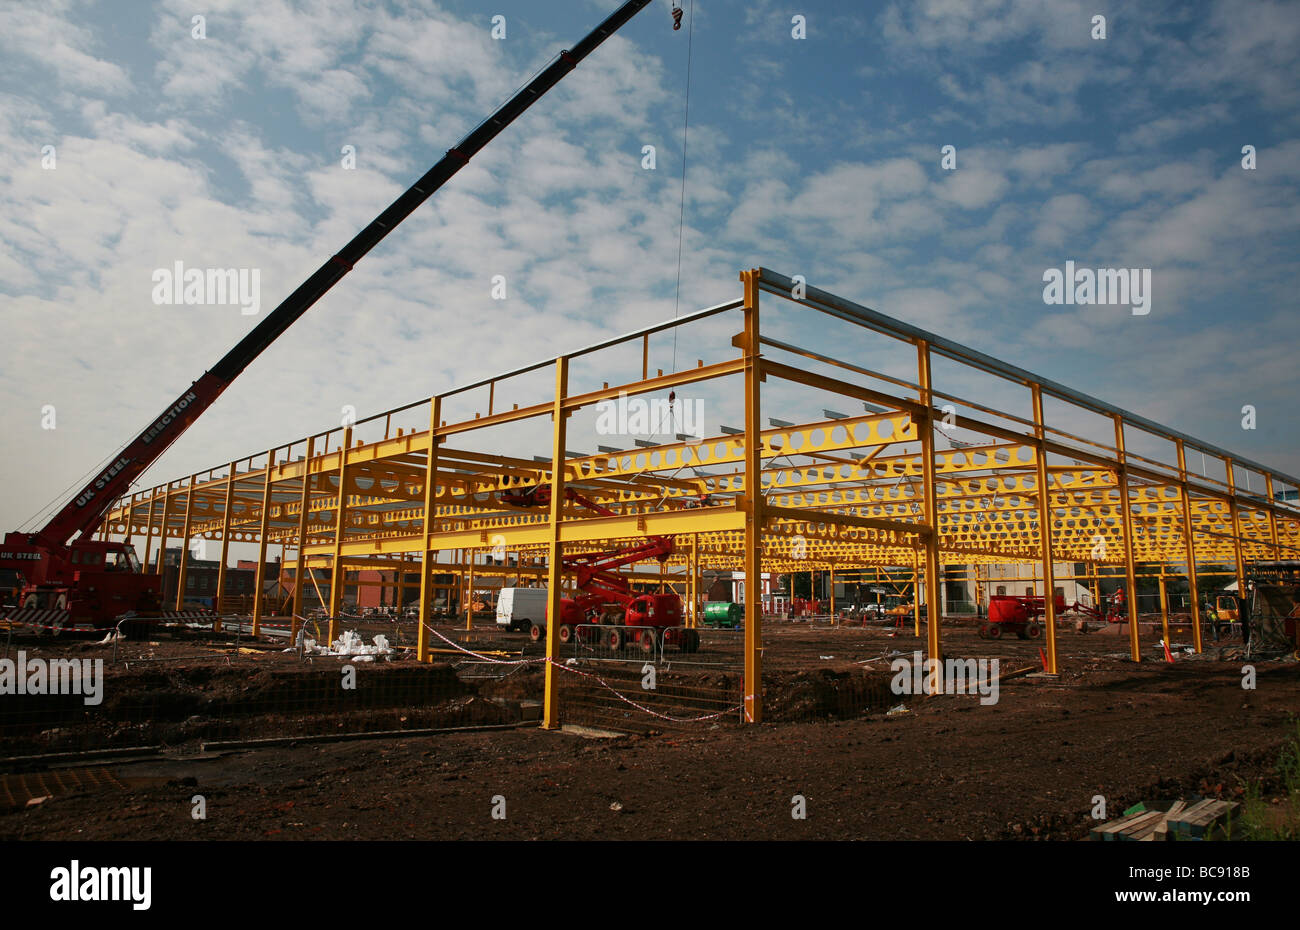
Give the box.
[496,587,549,633]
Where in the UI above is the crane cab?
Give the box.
[2,535,160,630]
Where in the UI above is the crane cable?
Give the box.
[17,446,125,533]
[670,0,695,375]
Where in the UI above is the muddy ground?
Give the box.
[1,618,1296,840]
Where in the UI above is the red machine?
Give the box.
[0,1,654,636]
[1,536,161,634]
[501,485,699,654]
[979,594,1063,640]
[789,597,822,618]
[979,590,1127,640]
[1066,587,1129,626]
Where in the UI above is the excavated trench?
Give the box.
[0,661,528,758]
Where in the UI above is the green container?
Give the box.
[703,601,743,627]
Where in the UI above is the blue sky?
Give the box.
[2,0,1299,533]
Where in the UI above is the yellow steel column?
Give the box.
[689,534,698,628]
[466,555,475,631]
[175,473,198,610]
[154,482,176,608]
[290,438,316,642]
[912,548,921,636]
[1264,475,1282,563]
[542,357,570,730]
[142,487,158,569]
[416,397,443,662]
[252,450,275,638]
[1158,568,1170,648]
[1112,416,1142,662]
[916,340,943,692]
[1175,441,1203,653]
[327,430,353,645]
[1225,459,1248,615]
[740,269,764,723]
[829,565,836,621]
[456,549,464,627]
[1031,386,1059,673]
[155,480,175,575]
[214,463,236,632]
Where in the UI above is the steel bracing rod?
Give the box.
[32,0,653,550]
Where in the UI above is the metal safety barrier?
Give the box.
[564,623,667,663]
[560,624,744,668]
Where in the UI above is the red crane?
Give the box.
[1,0,656,635]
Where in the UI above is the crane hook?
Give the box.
[671,3,684,31]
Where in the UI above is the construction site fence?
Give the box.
[0,624,539,763]
[563,624,744,667]
[0,662,503,763]
[555,661,744,733]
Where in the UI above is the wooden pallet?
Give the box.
[1168,799,1239,838]
[1091,800,1188,841]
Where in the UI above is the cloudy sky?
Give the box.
[2,0,1299,535]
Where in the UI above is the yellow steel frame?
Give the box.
[101,268,1300,724]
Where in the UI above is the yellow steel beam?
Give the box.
[141,488,158,568]
[542,358,569,730]
[327,430,353,644]
[1160,460,1198,605]
[917,340,943,692]
[741,268,763,724]
[1113,416,1142,662]
[155,480,175,574]
[1031,386,1058,674]
[252,452,275,636]
[290,437,316,641]
[417,396,443,663]
[175,473,197,611]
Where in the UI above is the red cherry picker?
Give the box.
[500,485,699,653]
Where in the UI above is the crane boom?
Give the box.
[27,0,653,552]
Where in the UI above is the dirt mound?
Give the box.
[1,661,483,757]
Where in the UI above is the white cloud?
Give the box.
[0,1,131,96]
